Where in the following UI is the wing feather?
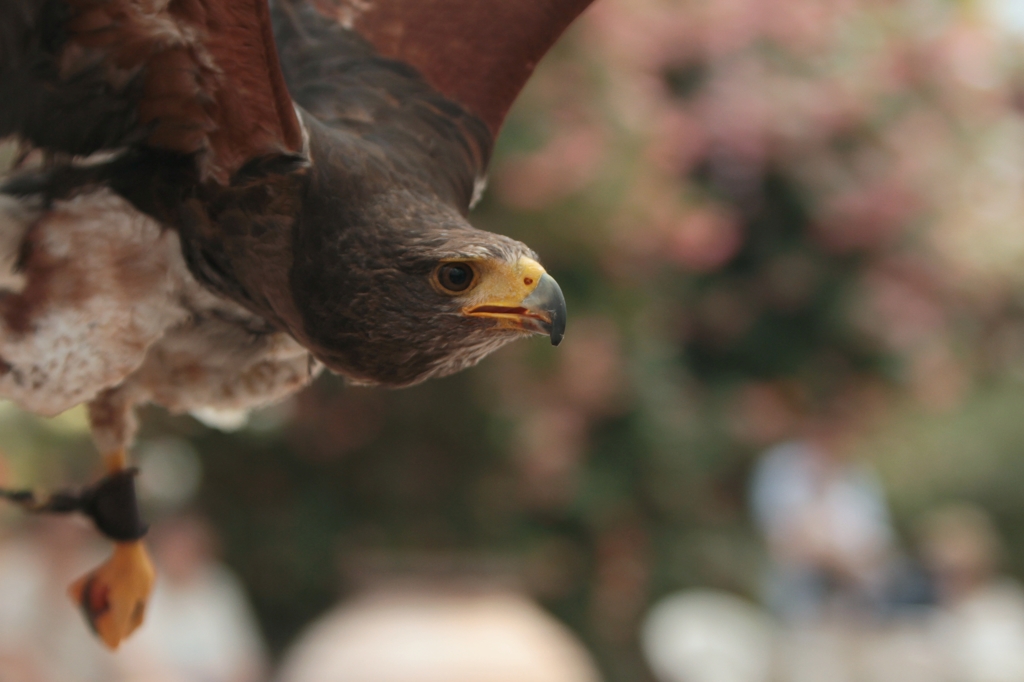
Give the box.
[0,0,303,181]
[321,0,595,137]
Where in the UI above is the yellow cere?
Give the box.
[461,256,547,310]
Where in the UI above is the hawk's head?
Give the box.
[291,189,566,387]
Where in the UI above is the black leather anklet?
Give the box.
[0,468,148,542]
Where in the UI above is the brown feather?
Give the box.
[316,0,595,136]
[189,0,305,177]
[59,0,303,181]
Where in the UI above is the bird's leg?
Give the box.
[69,393,156,649]
[68,447,155,649]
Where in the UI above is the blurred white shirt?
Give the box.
[933,579,1024,682]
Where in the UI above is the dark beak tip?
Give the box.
[521,272,566,348]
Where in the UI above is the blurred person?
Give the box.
[749,397,895,622]
[919,504,1024,682]
[118,514,268,682]
[276,554,601,682]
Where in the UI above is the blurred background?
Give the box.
[9,0,1024,680]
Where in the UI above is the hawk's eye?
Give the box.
[437,263,475,293]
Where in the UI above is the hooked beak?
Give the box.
[521,273,567,345]
[463,258,567,346]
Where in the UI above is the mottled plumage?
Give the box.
[0,0,591,648]
[0,0,587,446]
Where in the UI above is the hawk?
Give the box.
[0,0,588,647]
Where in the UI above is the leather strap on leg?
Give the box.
[0,468,148,541]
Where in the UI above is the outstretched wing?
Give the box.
[0,0,303,182]
[267,0,594,214]
[330,0,594,138]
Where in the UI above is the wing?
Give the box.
[0,0,310,416]
[268,0,594,214]
[328,0,595,138]
[0,0,303,182]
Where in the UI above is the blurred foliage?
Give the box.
[10,1,1024,681]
